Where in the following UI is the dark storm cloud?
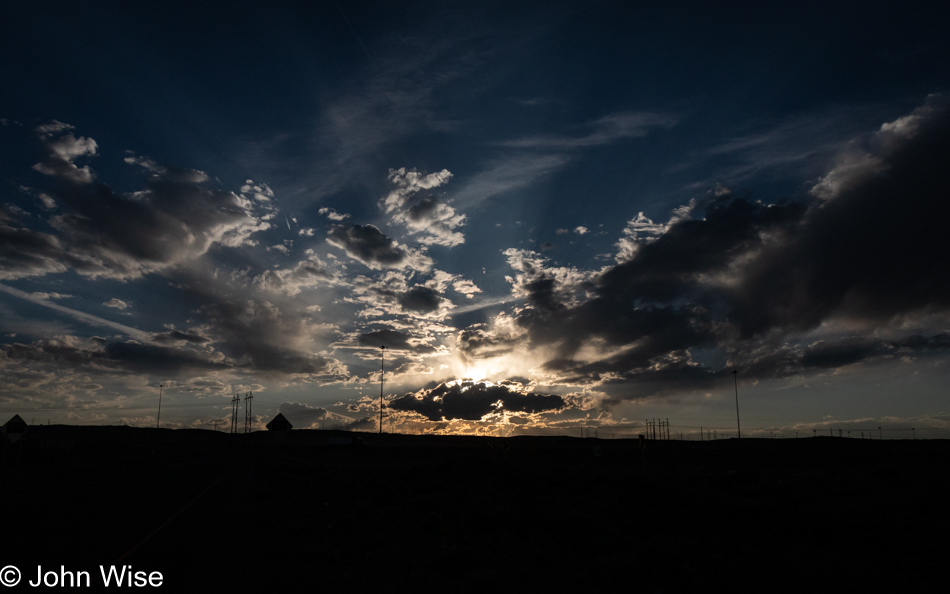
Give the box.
[553,329,950,400]
[397,285,442,313]
[356,329,437,354]
[102,342,228,373]
[728,100,950,335]
[456,324,519,360]
[0,338,226,374]
[344,272,457,319]
[798,341,883,370]
[508,99,950,390]
[326,223,431,271]
[343,416,378,431]
[0,224,70,279]
[196,299,349,379]
[552,331,950,399]
[542,345,723,392]
[1,339,98,366]
[406,198,440,221]
[891,333,950,352]
[510,239,726,360]
[388,381,566,421]
[327,223,402,265]
[14,126,273,280]
[597,195,806,304]
[1,322,348,379]
[524,276,568,313]
[47,174,269,279]
[743,333,950,379]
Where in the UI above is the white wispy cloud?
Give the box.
[451,154,570,208]
[381,168,465,247]
[318,207,350,221]
[103,298,131,310]
[500,111,677,149]
[677,103,894,191]
[32,122,98,185]
[254,251,340,296]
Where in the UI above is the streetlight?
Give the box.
[379,345,387,435]
[733,370,741,439]
[156,383,163,429]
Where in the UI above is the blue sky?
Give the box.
[2,0,949,437]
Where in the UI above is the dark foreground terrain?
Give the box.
[2,426,947,592]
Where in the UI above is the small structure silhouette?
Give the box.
[2,414,28,443]
[266,413,293,432]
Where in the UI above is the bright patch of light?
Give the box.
[466,366,487,381]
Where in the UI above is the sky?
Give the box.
[2,0,950,438]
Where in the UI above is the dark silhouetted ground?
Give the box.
[2,427,947,592]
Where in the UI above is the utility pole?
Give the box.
[231,394,240,434]
[657,419,670,440]
[244,392,253,433]
[379,345,387,435]
[156,383,164,429]
[733,370,741,439]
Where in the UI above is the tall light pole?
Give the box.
[379,345,387,435]
[157,383,164,429]
[732,370,741,439]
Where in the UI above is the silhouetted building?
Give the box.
[2,414,28,443]
[266,413,293,431]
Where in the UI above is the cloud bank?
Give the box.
[465,97,950,398]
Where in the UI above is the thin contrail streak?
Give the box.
[448,296,522,316]
[0,283,152,342]
[334,0,378,72]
